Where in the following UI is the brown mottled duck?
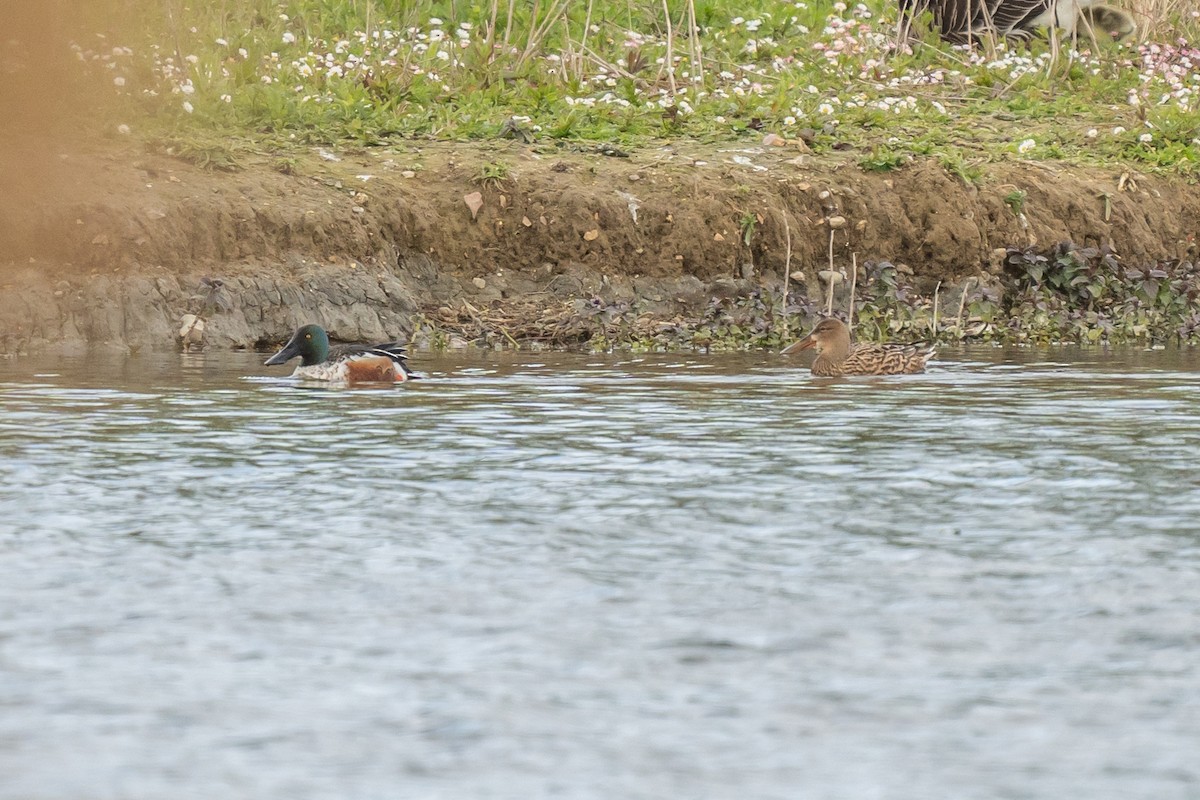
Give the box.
[781,318,935,377]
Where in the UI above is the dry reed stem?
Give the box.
[781,215,792,335]
[687,0,705,85]
[486,0,501,47]
[503,0,516,47]
[956,277,975,333]
[578,0,596,81]
[518,0,571,69]
[932,280,942,336]
[848,253,858,331]
[827,227,835,275]
[661,0,677,95]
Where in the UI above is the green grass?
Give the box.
[59,0,1200,175]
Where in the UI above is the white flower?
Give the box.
[1139,133,1153,143]
[180,81,195,95]
[1085,128,1097,138]
[220,94,232,103]
[784,115,796,125]
[185,54,199,64]
[1112,126,1126,135]
[818,102,834,114]
[429,17,443,25]
[282,31,296,44]
[238,48,248,59]
[215,38,228,46]
[182,100,194,113]
[1018,138,1035,153]
[429,29,445,42]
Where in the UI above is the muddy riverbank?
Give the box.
[1,138,1197,354]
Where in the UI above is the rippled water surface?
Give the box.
[2,347,1200,799]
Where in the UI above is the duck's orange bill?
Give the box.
[780,336,815,355]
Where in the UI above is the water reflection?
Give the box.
[1,347,1199,799]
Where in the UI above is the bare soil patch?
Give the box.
[1,137,1197,353]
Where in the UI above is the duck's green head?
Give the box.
[265,324,330,367]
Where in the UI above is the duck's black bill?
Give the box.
[264,342,299,366]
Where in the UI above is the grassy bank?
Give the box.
[62,0,1200,175]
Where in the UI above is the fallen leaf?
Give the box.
[763,133,787,147]
[583,228,600,241]
[463,191,484,220]
[714,233,725,242]
[522,216,532,227]
[499,194,508,209]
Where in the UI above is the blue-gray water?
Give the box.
[2,347,1199,799]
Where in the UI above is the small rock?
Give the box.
[827,215,847,229]
[818,190,831,200]
[818,270,843,284]
[472,277,487,289]
[789,271,806,282]
[463,191,484,220]
[987,248,1008,274]
[401,170,416,178]
[628,173,641,182]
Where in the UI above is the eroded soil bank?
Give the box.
[1,137,1197,354]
